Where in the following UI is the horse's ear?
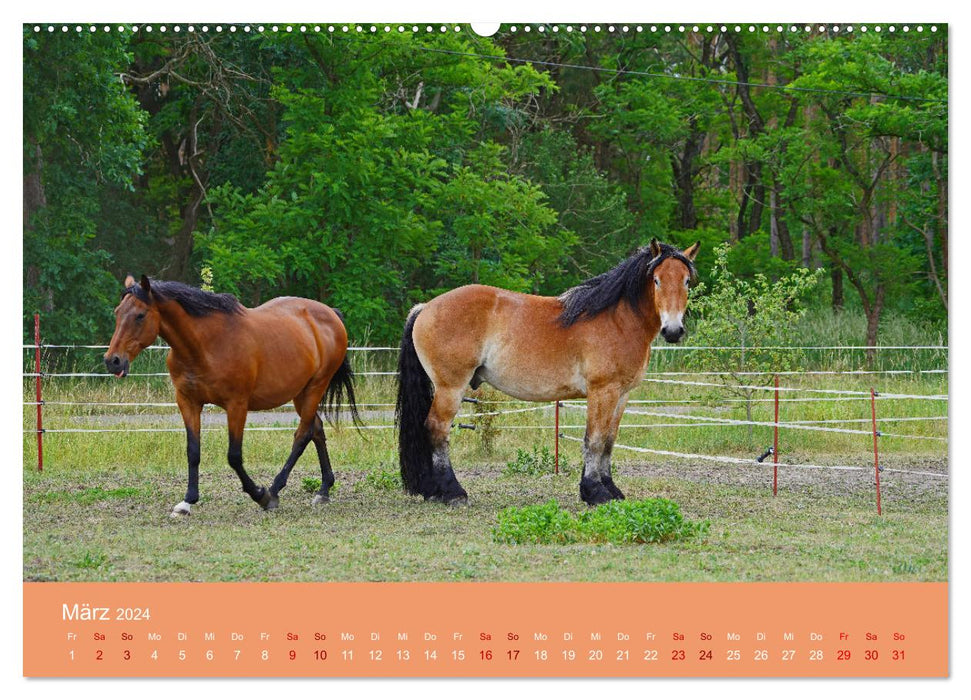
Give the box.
[649,238,662,258]
[139,275,152,296]
[124,274,136,288]
[683,241,701,261]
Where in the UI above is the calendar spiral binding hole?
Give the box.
[32,24,939,35]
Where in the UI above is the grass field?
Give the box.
[22,346,948,584]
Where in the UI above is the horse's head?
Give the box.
[104,275,161,377]
[650,239,700,343]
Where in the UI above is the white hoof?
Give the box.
[170,501,192,517]
[311,494,329,506]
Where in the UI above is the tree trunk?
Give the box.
[774,188,795,261]
[170,183,206,282]
[672,122,703,230]
[168,107,223,282]
[831,265,844,312]
[726,35,766,239]
[24,142,47,227]
[770,188,779,258]
[864,283,885,367]
[746,168,765,236]
[932,150,948,282]
[24,141,50,312]
[769,188,795,261]
[729,160,741,242]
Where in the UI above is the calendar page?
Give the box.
[19,10,952,690]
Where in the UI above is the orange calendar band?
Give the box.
[23,581,948,678]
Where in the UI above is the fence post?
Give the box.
[773,374,779,496]
[554,401,560,474]
[871,388,882,515]
[35,313,43,472]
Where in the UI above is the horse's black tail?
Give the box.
[323,309,362,429]
[395,305,435,496]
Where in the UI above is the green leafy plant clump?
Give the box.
[492,498,709,545]
[504,446,557,476]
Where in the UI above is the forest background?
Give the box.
[22,24,948,349]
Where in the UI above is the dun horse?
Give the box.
[396,240,699,506]
[105,276,359,515]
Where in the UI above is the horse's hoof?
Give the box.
[256,488,274,510]
[170,502,191,517]
[311,493,329,506]
[446,495,469,507]
[580,479,613,506]
[582,497,611,507]
[603,478,625,500]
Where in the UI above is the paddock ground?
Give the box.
[23,367,948,583]
[23,453,947,583]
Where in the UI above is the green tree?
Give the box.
[513,127,634,292]
[687,244,823,436]
[118,30,277,281]
[200,32,566,343]
[23,28,148,342]
[21,26,946,349]
[785,32,947,357]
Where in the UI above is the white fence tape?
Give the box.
[640,376,947,401]
[557,433,947,479]
[559,403,947,441]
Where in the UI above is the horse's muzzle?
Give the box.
[661,325,685,343]
[104,354,130,378]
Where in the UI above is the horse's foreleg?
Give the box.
[580,388,627,506]
[225,403,271,509]
[599,391,631,500]
[172,395,203,517]
[425,387,468,506]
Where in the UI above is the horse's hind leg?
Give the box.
[309,415,335,505]
[266,418,315,510]
[425,385,468,505]
[267,387,328,509]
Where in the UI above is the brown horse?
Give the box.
[105,275,359,516]
[396,240,699,506]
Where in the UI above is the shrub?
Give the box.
[576,499,709,544]
[492,500,578,544]
[493,498,709,545]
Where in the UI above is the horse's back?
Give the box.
[415,284,561,347]
[236,298,348,408]
[249,297,347,358]
[413,285,588,400]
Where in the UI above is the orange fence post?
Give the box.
[35,313,43,472]
[871,388,882,515]
[773,374,779,496]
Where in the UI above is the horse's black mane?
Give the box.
[557,243,696,327]
[125,279,243,317]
